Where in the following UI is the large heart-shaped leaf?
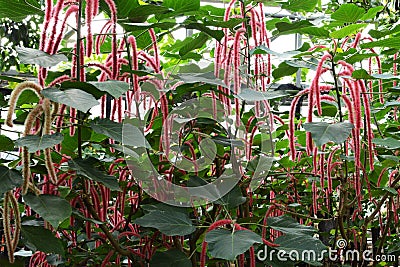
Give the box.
[273,233,327,265]
[23,194,72,228]
[150,249,191,267]
[266,216,327,265]
[15,133,64,153]
[68,158,120,191]
[373,137,400,149]
[90,118,123,142]
[267,216,316,235]
[205,229,262,261]
[135,210,195,236]
[17,47,68,68]
[0,166,23,195]
[88,80,130,98]
[331,4,365,23]
[303,122,354,146]
[21,225,65,256]
[0,0,42,21]
[42,88,99,113]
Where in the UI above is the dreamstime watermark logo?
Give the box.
[121,81,274,207]
[257,239,399,263]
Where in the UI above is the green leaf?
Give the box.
[237,89,288,101]
[179,33,209,57]
[0,0,42,21]
[135,210,195,236]
[90,118,123,142]
[331,4,365,23]
[15,133,64,153]
[203,18,244,29]
[112,0,139,18]
[24,194,72,228]
[69,158,120,191]
[17,47,67,68]
[205,229,262,261]
[21,225,64,256]
[381,187,398,195]
[351,69,373,79]
[276,20,314,34]
[88,80,130,99]
[303,122,354,146]
[330,24,368,39]
[281,0,318,12]
[360,38,400,49]
[60,81,104,99]
[0,135,15,151]
[129,4,170,17]
[345,53,378,64]
[185,23,224,41]
[267,216,327,265]
[176,72,227,87]
[42,88,99,113]
[214,185,246,209]
[0,166,23,195]
[122,122,151,148]
[373,137,400,149]
[163,0,200,13]
[360,6,384,21]
[250,45,300,59]
[273,233,327,265]
[150,249,191,267]
[272,62,298,79]
[268,216,316,235]
[0,75,25,83]
[298,27,330,37]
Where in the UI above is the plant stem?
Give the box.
[82,193,133,259]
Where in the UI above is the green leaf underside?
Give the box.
[237,88,288,101]
[135,210,195,236]
[24,194,72,228]
[69,158,121,191]
[21,225,65,256]
[268,216,316,235]
[303,122,354,146]
[90,118,123,142]
[42,88,99,113]
[15,133,64,153]
[17,47,67,68]
[88,80,130,99]
[205,229,262,260]
[373,137,400,149]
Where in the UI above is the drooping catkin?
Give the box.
[3,191,21,263]
[22,104,45,194]
[5,82,43,127]
[43,99,58,184]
